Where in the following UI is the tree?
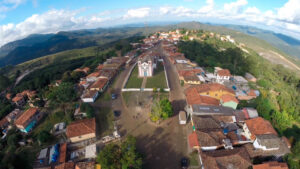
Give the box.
[150,98,173,122]
[80,103,95,118]
[0,75,10,91]
[97,136,142,169]
[37,130,52,144]
[47,82,76,103]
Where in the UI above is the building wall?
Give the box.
[70,133,96,143]
[243,124,252,141]
[253,139,279,151]
[138,61,153,77]
[199,90,235,100]
[221,101,238,109]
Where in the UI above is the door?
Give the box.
[144,71,147,77]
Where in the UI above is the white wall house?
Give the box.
[253,134,281,151]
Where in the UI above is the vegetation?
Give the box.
[126,66,143,88]
[146,62,167,88]
[47,82,77,104]
[150,98,173,122]
[97,136,143,169]
[0,96,14,120]
[179,39,300,168]
[0,75,10,91]
[80,103,95,118]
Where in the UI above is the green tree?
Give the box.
[97,136,142,169]
[37,130,52,144]
[47,82,76,103]
[80,103,95,118]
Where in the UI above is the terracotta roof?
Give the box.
[12,95,24,102]
[87,72,101,78]
[188,132,199,148]
[217,69,231,76]
[0,117,9,128]
[59,143,67,163]
[245,117,278,140]
[89,78,108,90]
[75,162,95,169]
[54,162,75,169]
[6,93,12,100]
[202,147,251,169]
[178,69,203,77]
[282,136,291,148]
[221,94,239,104]
[14,108,38,126]
[196,130,226,147]
[253,161,288,169]
[185,83,235,96]
[96,64,104,70]
[66,118,96,138]
[185,88,220,106]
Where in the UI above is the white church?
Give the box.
[138,53,157,77]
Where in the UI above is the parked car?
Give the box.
[181,157,189,169]
[113,110,121,118]
[111,93,117,100]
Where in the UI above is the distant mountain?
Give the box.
[0,34,54,58]
[221,25,300,59]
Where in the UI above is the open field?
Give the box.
[145,62,168,88]
[125,66,143,88]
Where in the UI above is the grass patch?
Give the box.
[189,152,199,166]
[145,62,167,88]
[94,107,114,137]
[125,66,143,88]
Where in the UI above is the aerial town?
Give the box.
[0,29,292,169]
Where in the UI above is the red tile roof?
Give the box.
[178,69,203,77]
[0,117,9,128]
[89,78,108,90]
[221,94,239,104]
[253,161,288,169]
[59,143,67,163]
[66,118,96,138]
[185,83,235,96]
[14,108,38,126]
[87,72,101,78]
[12,95,24,102]
[188,132,199,148]
[217,69,231,76]
[75,162,95,169]
[245,117,278,140]
[185,87,219,106]
[96,64,104,70]
[55,162,75,169]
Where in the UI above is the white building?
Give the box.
[138,54,156,77]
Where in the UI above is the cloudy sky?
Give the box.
[0,0,299,47]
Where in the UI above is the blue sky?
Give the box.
[0,0,299,46]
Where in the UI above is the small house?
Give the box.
[81,90,99,103]
[220,94,239,109]
[245,73,256,82]
[12,94,26,107]
[253,161,288,169]
[14,108,41,133]
[66,118,96,143]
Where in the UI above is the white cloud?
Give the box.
[0,9,108,46]
[0,0,26,12]
[277,0,300,24]
[224,0,248,14]
[198,0,214,13]
[159,6,171,15]
[123,7,150,19]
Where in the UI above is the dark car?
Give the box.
[181,157,189,169]
[113,110,121,118]
[111,93,117,100]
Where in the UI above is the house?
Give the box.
[242,108,259,119]
[185,83,235,100]
[12,94,26,107]
[75,67,90,74]
[0,117,9,130]
[243,117,277,141]
[215,69,232,84]
[6,109,22,122]
[81,90,99,103]
[138,53,155,77]
[89,78,108,92]
[86,72,101,82]
[232,76,248,85]
[220,94,239,109]
[185,87,220,106]
[98,69,116,80]
[245,73,257,82]
[183,75,201,85]
[201,147,252,169]
[186,104,235,116]
[59,143,67,163]
[195,130,227,151]
[237,89,260,100]
[75,162,95,169]
[6,93,12,100]
[54,162,75,169]
[14,108,41,133]
[55,80,62,86]
[85,144,97,158]
[253,134,282,151]
[253,161,288,169]
[66,118,96,142]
